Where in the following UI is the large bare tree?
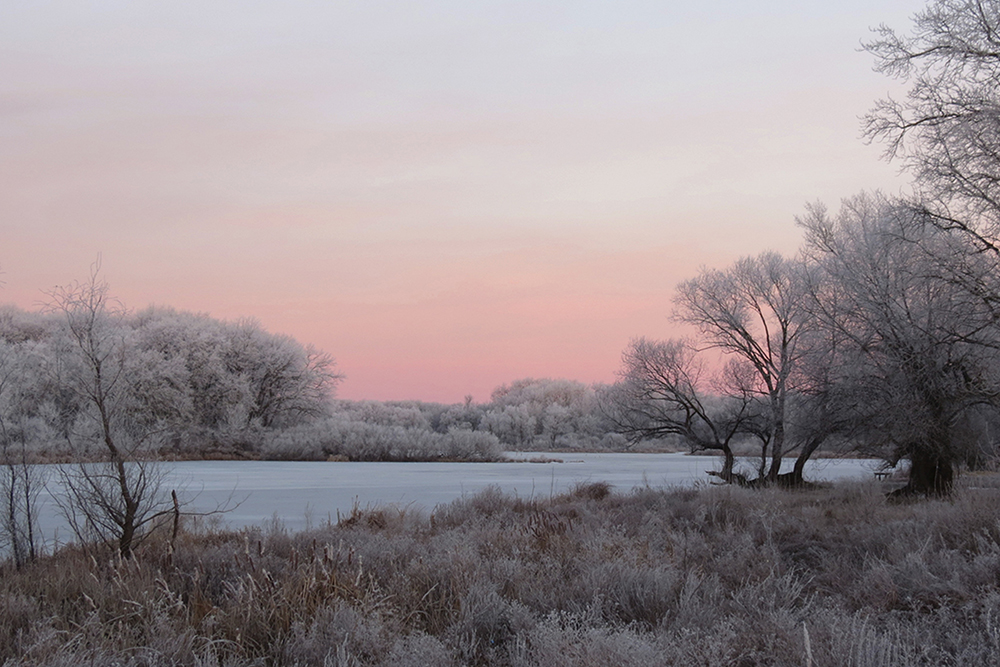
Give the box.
[864,0,1000,254]
[673,252,813,483]
[800,192,1000,494]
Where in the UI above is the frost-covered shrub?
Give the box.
[441,429,503,461]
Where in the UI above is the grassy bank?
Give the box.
[2,478,999,666]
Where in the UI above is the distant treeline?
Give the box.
[264,378,655,463]
[0,304,672,466]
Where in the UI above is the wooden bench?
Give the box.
[873,470,893,480]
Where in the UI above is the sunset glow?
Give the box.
[2,0,918,402]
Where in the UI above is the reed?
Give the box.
[1,477,998,665]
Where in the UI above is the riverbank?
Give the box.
[3,475,999,665]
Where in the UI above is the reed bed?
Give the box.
[2,477,999,666]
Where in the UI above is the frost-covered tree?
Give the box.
[219,319,341,429]
[800,192,1000,494]
[131,308,241,434]
[484,378,605,450]
[865,0,1000,254]
[0,339,52,566]
[128,309,342,453]
[673,252,814,482]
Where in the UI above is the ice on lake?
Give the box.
[31,452,882,548]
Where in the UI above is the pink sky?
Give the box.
[2,0,917,402]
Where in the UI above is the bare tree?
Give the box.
[603,337,763,484]
[800,192,1000,495]
[673,252,814,483]
[46,264,186,558]
[864,0,1000,254]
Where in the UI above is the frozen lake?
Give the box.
[31,452,882,548]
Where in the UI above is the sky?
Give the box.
[2,0,920,403]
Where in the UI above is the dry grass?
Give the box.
[1,478,999,665]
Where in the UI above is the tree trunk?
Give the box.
[767,402,786,484]
[113,454,138,559]
[119,484,138,559]
[706,445,753,486]
[893,446,954,497]
[707,445,740,484]
[784,437,824,487]
[719,446,735,482]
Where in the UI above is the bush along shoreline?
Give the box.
[2,477,999,666]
